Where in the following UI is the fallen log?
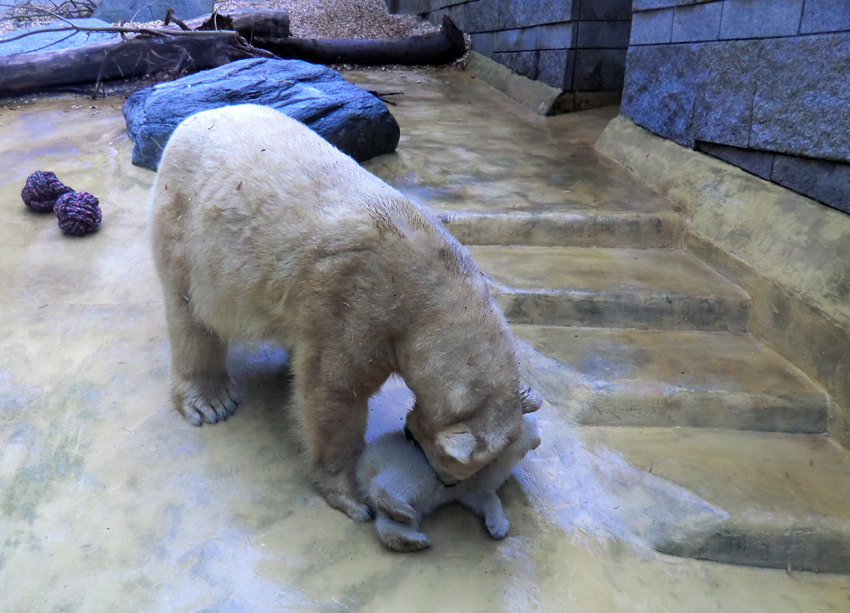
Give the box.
[0,32,272,98]
[254,16,465,66]
[0,12,463,98]
[185,8,292,40]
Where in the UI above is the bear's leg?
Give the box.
[162,288,240,426]
[460,490,510,539]
[294,367,373,522]
[375,513,431,552]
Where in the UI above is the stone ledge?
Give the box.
[465,50,563,115]
[516,327,827,433]
[698,142,850,214]
[466,51,622,114]
[582,426,850,574]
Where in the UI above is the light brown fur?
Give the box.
[149,105,540,521]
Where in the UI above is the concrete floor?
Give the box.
[2,71,850,611]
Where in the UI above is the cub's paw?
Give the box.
[386,531,432,553]
[327,491,374,523]
[348,502,375,524]
[373,492,417,526]
[486,516,510,540]
[177,378,241,426]
[376,517,432,553]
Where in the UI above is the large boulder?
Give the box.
[0,18,116,56]
[93,0,214,23]
[123,58,401,171]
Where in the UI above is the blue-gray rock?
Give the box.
[93,0,214,23]
[0,18,115,56]
[123,58,400,171]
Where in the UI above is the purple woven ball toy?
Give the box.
[20,170,74,213]
[54,191,102,236]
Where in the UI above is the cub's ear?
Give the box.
[520,385,542,414]
[435,429,477,464]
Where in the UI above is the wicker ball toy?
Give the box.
[54,191,102,236]
[20,171,75,213]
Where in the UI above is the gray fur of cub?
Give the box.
[357,414,541,552]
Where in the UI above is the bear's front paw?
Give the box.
[486,516,510,540]
[177,378,241,426]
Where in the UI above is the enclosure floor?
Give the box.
[1,71,849,611]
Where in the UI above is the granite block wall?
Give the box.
[387,0,632,110]
[623,0,850,214]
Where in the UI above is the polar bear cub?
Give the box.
[357,414,541,552]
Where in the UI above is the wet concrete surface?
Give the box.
[513,325,828,433]
[2,72,850,610]
[353,72,679,217]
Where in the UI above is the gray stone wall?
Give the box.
[623,0,850,214]
[387,0,632,110]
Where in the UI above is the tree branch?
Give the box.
[0,22,246,45]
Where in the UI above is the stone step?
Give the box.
[578,426,850,573]
[514,325,829,433]
[440,209,683,248]
[471,246,751,331]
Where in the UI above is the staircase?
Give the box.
[455,190,850,573]
[354,70,850,574]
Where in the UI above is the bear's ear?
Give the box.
[435,428,476,464]
[520,385,542,414]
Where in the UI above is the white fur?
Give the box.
[149,104,540,521]
[357,414,541,552]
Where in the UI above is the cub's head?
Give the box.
[404,385,542,485]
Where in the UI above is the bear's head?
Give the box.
[404,384,542,485]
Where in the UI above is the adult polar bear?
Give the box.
[150,104,541,521]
